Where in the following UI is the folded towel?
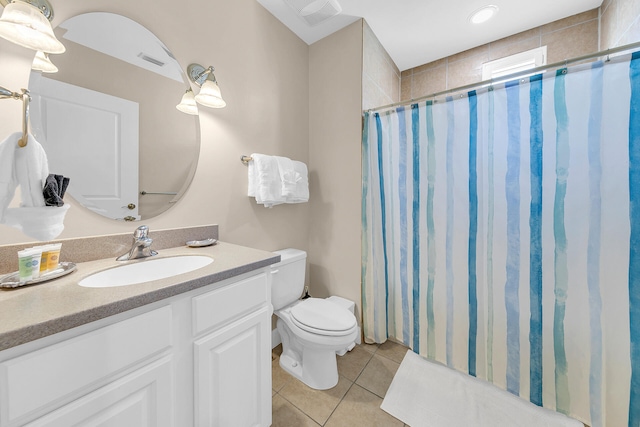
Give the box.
[43,174,63,207]
[250,153,286,207]
[3,205,70,241]
[286,160,309,203]
[275,156,298,197]
[43,174,71,207]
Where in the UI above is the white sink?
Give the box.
[78,255,214,288]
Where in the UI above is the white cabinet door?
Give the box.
[25,357,173,427]
[194,306,271,427]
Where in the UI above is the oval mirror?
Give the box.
[28,12,199,221]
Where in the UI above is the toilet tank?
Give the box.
[271,248,307,310]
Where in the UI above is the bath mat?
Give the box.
[381,350,583,427]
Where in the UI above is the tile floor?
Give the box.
[271,340,410,426]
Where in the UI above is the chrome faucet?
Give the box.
[116,225,158,261]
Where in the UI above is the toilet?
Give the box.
[271,248,359,390]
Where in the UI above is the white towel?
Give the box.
[286,160,309,203]
[0,132,68,241]
[275,156,298,197]
[0,132,20,221]
[250,153,285,207]
[3,205,70,241]
[248,153,309,207]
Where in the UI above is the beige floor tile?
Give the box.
[337,345,375,382]
[356,354,400,398]
[324,384,404,427]
[272,344,283,358]
[360,342,380,354]
[376,340,410,364]
[279,375,353,425]
[272,357,293,393]
[272,394,321,427]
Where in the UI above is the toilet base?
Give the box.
[279,346,339,390]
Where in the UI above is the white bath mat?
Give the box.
[381,350,583,427]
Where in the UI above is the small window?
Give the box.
[482,46,547,80]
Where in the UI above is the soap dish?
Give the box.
[0,262,77,289]
[186,238,217,248]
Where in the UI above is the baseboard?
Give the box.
[271,328,281,349]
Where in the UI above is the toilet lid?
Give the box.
[290,298,357,336]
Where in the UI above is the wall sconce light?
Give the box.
[0,0,65,53]
[176,88,198,115]
[31,50,57,72]
[187,63,226,109]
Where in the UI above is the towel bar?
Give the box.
[241,155,252,165]
[0,86,30,148]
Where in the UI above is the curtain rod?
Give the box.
[366,40,640,114]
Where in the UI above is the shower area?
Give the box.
[361,36,640,427]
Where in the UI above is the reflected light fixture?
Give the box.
[31,50,57,72]
[0,0,65,53]
[469,5,499,24]
[187,63,226,109]
[176,88,198,115]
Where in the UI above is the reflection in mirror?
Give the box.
[28,12,200,221]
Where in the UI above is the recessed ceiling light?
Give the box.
[469,5,499,24]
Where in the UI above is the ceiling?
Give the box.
[256,0,603,71]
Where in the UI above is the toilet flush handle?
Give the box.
[272,269,279,274]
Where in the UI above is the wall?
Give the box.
[362,21,400,110]
[401,9,599,101]
[308,21,363,309]
[0,0,310,255]
[601,0,640,49]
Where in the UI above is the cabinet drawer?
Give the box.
[0,306,172,425]
[25,357,173,427]
[192,272,268,336]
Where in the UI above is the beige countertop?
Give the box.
[0,241,279,351]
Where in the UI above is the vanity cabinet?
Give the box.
[0,269,272,427]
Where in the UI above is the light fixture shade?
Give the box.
[32,50,57,72]
[176,89,198,115]
[0,0,65,53]
[195,80,226,108]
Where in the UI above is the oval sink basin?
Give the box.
[79,255,213,288]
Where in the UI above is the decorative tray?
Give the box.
[0,262,77,289]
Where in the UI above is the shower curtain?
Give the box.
[362,51,640,427]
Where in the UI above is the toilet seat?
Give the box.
[290,298,357,336]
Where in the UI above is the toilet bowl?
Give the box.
[271,249,359,390]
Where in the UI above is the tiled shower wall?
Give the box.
[601,0,640,49]
[362,2,640,110]
[400,9,600,102]
[362,21,401,111]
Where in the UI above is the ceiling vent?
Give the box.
[283,0,342,27]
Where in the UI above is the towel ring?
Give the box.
[0,86,30,148]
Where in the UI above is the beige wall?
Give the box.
[362,20,400,110]
[401,9,600,101]
[601,0,640,49]
[0,0,310,256]
[308,21,363,309]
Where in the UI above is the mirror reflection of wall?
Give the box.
[28,12,200,221]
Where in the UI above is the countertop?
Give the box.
[0,241,280,352]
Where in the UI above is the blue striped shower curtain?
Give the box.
[362,51,640,427]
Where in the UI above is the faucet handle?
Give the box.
[133,225,150,239]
